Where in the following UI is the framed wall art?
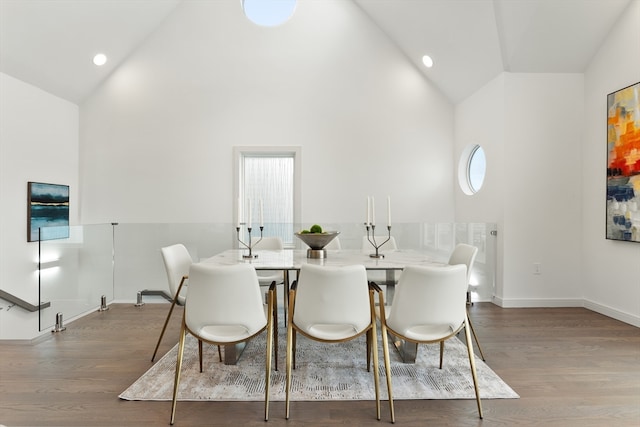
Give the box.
[606,82,640,242]
[27,182,69,242]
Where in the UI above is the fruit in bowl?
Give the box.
[300,224,324,234]
[309,224,323,233]
[294,226,339,250]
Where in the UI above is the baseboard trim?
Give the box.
[492,296,639,327]
[583,300,640,327]
[492,296,583,308]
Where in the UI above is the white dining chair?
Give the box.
[170,263,276,424]
[152,244,208,362]
[377,264,483,420]
[285,264,394,423]
[448,243,485,360]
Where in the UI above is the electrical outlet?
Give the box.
[533,262,542,275]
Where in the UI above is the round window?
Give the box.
[242,0,297,27]
[458,144,486,195]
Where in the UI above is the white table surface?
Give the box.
[202,248,442,271]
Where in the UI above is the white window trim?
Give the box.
[233,146,302,229]
[457,143,485,196]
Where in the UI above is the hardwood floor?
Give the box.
[1,303,638,426]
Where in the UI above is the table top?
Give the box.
[202,249,442,271]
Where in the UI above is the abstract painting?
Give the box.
[606,82,640,242]
[27,182,69,242]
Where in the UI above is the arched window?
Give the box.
[458,144,486,195]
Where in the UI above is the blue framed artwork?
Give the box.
[27,182,69,242]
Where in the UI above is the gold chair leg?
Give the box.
[370,319,382,421]
[151,297,179,362]
[467,311,486,361]
[285,316,294,419]
[292,330,297,370]
[283,270,289,326]
[366,329,372,372]
[169,325,187,425]
[153,276,187,362]
[379,319,395,423]
[264,286,275,421]
[282,276,286,327]
[375,296,395,423]
[273,281,278,371]
[273,323,278,371]
[463,316,483,419]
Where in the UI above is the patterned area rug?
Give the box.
[120,327,519,401]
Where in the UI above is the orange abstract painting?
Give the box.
[606,82,640,242]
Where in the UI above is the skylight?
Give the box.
[242,0,297,27]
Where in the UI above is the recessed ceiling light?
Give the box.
[93,53,107,66]
[422,55,434,68]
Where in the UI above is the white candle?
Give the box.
[366,196,371,225]
[371,196,375,226]
[237,197,241,227]
[260,199,264,227]
[247,198,252,228]
[387,196,391,227]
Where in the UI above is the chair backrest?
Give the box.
[293,264,371,337]
[186,263,266,337]
[386,264,468,339]
[361,236,398,252]
[448,243,478,283]
[251,236,284,250]
[161,244,193,302]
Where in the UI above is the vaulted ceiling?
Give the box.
[0,0,633,105]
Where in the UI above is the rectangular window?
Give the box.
[234,147,301,247]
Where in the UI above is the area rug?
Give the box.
[120,328,519,402]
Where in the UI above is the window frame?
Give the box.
[458,143,486,195]
[466,145,486,194]
[233,146,301,247]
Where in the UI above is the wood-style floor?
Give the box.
[1,302,639,427]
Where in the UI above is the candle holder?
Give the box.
[365,224,391,258]
[236,225,263,259]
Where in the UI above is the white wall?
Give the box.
[79,0,455,226]
[582,0,640,326]
[456,73,585,307]
[0,72,79,339]
[454,75,506,297]
[455,0,640,326]
[502,73,585,305]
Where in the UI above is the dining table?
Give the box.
[201,248,444,364]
